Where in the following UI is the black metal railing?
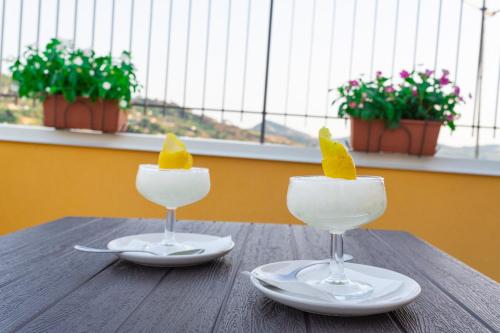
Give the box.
[0,0,499,157]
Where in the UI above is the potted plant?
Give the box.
[335,69,463,156]
[10,39,139,133]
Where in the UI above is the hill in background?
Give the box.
[0,95,312,146]
[1,94,498,161]
[251,120,316,146]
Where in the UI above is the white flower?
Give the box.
[100,64,106,71]
[120,53,130,63]
[102,82,111,90]
[73,57,83,66]
[119,100,128,108]
[61,39,74,48]
[83,49,92,57]
[89,70,95,76]
[34,62,40,69]
[43,69,49,74]
[45,87,51,93]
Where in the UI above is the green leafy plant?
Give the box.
[9,38,139,109]
[335,69,464,130]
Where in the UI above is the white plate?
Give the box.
[250,260,421,316]
[107,233,234,267]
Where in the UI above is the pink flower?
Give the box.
[439,76,450,86]
[348,101,357,109]
[349,80,359,87]
[385,85,395,93]
[412,89,418,96]
[424,69,434,77]
[376,71,382,78]
[453,86,460,96]
[447,115,454,121]
[400,70,410,79]
[442,69,450,76]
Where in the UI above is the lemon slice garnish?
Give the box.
[158,133,193,169]
[319,127,356,180]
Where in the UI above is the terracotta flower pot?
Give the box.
[43,95,128,133]
[350,118,441,156]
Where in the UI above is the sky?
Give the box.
[0,0,499,149]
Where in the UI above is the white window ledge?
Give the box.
[1,124,499,177]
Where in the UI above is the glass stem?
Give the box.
[326,233,348,284]
[162,208,176,246]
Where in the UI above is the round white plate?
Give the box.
[107,233,234,267]
[250,260,421,316]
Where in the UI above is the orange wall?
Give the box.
[1,140,499,281]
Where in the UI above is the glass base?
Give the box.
[343,254,353,261]
[310,278,373,301]
[158,236,193,253]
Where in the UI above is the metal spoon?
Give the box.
[74,245,205,256]
[241,270,336,302]
[243,255,353,283]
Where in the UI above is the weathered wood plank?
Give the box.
[15,221,217,333]
[351,229,494,333]
[0,217,128,287]
[2,218,498,333]
[19,261,166,333]
[114,222,261,333]
[211,223,308,333]
[0,216,96,252]
[370,230,500,331]
[291,226,403,333]
[292,226,491,333]
[0,218,161,332]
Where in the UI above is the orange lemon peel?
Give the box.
[158,133,193,169]
[319,127,356,180]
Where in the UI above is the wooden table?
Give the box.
[1,217,499,332]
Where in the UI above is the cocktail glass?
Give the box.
[136,165,210,251]
[287,176,386,299]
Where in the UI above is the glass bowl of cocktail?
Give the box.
[287,127,387,300]
[136,133,210,252]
